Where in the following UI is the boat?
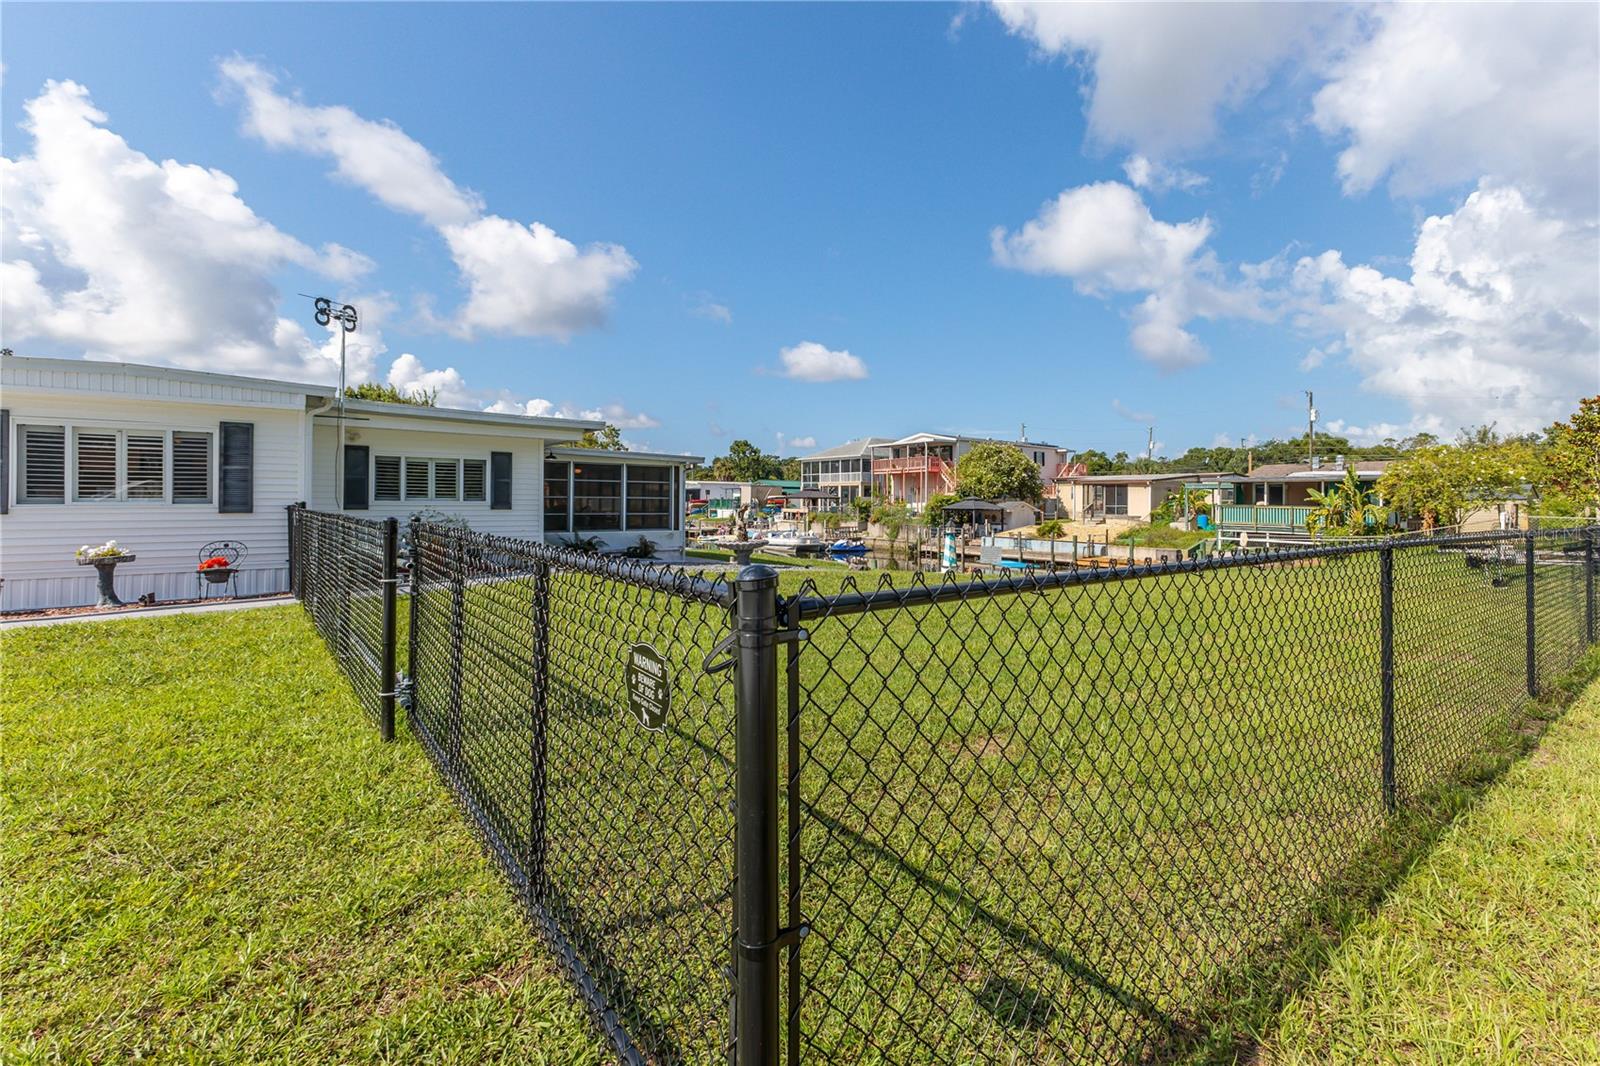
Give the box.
[766,530,827,555]
[825,539,869,556]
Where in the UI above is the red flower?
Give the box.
[198,556,231,571]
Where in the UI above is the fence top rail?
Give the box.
[290,504,394,534]
[411,518,735,607]
[786,525,1598,621]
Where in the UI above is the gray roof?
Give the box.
[801,436,893,461]
[1245,460,1394,480]
[1056,471,1237,484]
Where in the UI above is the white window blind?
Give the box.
[19,425,65,502]
[374,455,402,501]
[172,432,211,503]
[463,459,486,501]
[404,458,431,499]
[74,430,118,501]
[126,434,165,499]
[432,459,459,500]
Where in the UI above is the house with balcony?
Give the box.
[1214,457,1394,545]
[871,433,1068,512]
[798,437,890,512]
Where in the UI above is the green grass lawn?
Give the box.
[1,606,604,1065]
[399,536,1594,1064]
[1263,673,1600,1065]
[5,535,1594,1065]
[1112,523,1214,550]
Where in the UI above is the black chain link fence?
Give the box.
[781,526,1597,1064]
[289,512,1597,1065]
[287,504,398,738]
[405,519,739,1065]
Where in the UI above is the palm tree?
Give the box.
[1307,467,1387,536]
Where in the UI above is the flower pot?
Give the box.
[200,567,235,585]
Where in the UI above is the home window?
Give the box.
[544,461,570,532]
[374,456,402,501]
[126,434,165,499]
[1092,484,1129,516]
[572,462,621,531]
[463,459,486,502]
[172,432,211,503]
[73,430,118,501]
[1253,483,1285,506]
[432,459,459,501]
[626,465,672,530]
[18,425,66,503]
[18,425,208,505]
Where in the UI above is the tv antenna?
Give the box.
[306,296,358,506]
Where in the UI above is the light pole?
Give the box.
[310,297,358,506]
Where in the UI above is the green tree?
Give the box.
[1377,443,1531,530]
[871,500,912,566]
[568,423,627,451]
[345,382,435,406]
[1543,397,1600,512]
[923,492,959,528]
[710,439,783,482]
[1035,519,1065,539]
[954,443,1043,502]
[1305,467,1387,536]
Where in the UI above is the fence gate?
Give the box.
[404,520,741,1065]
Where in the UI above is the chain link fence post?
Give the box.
[286,502,303,598]
[1379,541,1396,812]
[733,564,781,1066]
[529,557,551,899]
[379,516,399,742]
[408,515,422,711]
[1525,530,1538,697]
[1586,530,1596,646]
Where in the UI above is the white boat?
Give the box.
[766,530,827,555]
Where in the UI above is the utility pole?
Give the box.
[1306,390,1317,465]
[1147,425,1155,462]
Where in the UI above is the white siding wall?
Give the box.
[310,424,547,539]
[0,387,306,611]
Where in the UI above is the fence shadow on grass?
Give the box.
[1150,646,1599,1065]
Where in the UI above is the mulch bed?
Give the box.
[1,594,290,622]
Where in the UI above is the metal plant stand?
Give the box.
[78,554,136,608]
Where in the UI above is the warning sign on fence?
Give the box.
[624,643,671,731]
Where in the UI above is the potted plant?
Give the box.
[76,541,136,607]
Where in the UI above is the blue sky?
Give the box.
[4,3,1596,458]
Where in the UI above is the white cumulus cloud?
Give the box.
[990,1,1336,157]
[220,58,636,339]
[1,78,371,383]
[1311,4,1599,206]
[1291,182,1599,434]
[991,181,1262,369]
[1122,154,1207,194]
[777,341,869,382]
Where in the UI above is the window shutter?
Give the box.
[218,421,254,513]
[343,444,370,511]
[0,408,9,514]
[490,451,512,510]
[374,455,402,501]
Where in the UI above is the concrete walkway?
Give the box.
[0,595,295,629]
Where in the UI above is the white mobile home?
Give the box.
[0,355,700,611]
